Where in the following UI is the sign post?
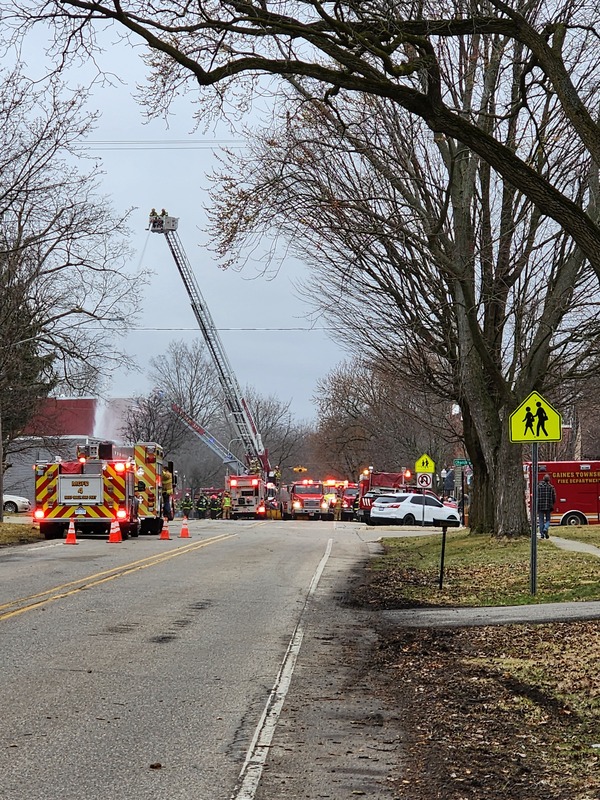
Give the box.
[415,454,435,526]
[509,391,562,595]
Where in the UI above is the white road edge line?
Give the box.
[230,537,334,800]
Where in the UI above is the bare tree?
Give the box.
[149,339,223,426]
[0,67,144,519]
[205,63,600,535]
[242,387,310,479]
[9,0,600,281]
[312,360,457,479]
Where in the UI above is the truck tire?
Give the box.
[562,512,586,526]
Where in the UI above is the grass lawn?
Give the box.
[371,527,600,607]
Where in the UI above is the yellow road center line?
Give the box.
[0,533,237,622]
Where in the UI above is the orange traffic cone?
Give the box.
[64,518,78,545]
[108,518,123,544]
[179,518,191,538]
[159,519,171,540]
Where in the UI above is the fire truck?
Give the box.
[356,471,413,524]
[34,442,141,539]
[280,479,325,520]
[526,460,600,526]
[134,442,172,534]
[321,479,358,520]
[226,474,268,519]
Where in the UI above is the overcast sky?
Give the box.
[21,27,346,423]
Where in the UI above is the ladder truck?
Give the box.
[148,211,271,479]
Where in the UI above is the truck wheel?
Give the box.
[562,512,585,526]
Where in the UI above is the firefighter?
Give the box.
[196,493,208,519]
[209,494,221,520]
[181,493,193,519]
[162,463,174,520]
[222,490,232,520]
[333,491,343,521]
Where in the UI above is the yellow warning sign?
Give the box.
[509,392,562,443]
[415,453,435,474]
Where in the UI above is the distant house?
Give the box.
[5,397,134,501]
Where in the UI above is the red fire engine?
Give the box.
[280,479,325,520]
[34,441,142,539]
[526,460,600,526]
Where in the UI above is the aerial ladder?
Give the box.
[170,402,246,474]
[148,211,270,476]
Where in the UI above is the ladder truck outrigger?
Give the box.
[149,211,274,517]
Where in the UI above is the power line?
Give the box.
[75,139,246,151]
[122,326,332,332]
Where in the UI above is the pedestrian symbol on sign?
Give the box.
[509,392,562,443]
[415,453,435,473]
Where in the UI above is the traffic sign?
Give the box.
[417,473,432,488]
[415,453,435,473]
[509,392,562,443]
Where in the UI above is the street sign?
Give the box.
[453,458,471,467]
[415,453,435,473]
[417,473,432,488]
[509,392,562,443]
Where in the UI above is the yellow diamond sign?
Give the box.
[509,392,562,443]
[415,453,435,473]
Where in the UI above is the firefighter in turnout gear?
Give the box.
[222,491,232,520]
[209,494,221,519]
[333,492,343,521]
[161,464,174,521]
[195,493,208,519]
[181,493,193,519]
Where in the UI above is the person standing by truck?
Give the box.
[537,474,556,539]
[162,463,174,521]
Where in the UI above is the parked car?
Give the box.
[3,494,32,514]
[370,493,460,526]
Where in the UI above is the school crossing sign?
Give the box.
[509,391,562,443]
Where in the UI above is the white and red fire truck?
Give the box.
[526,460,600,526]
[356,471,413,523]
[34,441,167,539]
[280,479,325,520]
[226,474,268,519]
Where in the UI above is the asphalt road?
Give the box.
[3,518,600,800]
[0,517,394,800]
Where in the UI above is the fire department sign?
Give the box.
[509,392,562,443]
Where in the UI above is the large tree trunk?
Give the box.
[461,404,494,533]
[494,427,529,537]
